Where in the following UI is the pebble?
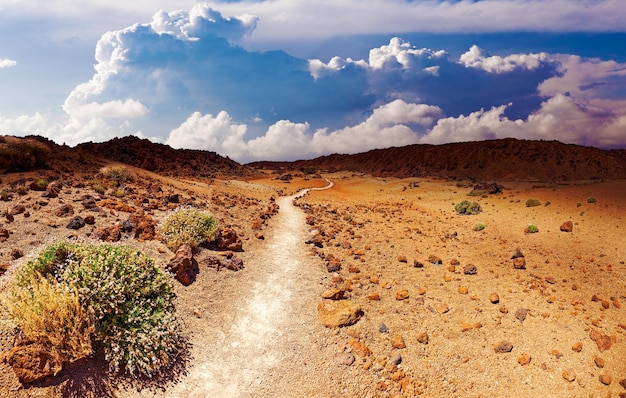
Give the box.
[417,331,429,344]
[571,341,583,352]
[515,308,529,322]
[489,293,500,304]
[493,340,513,353]
[562,369,576,382]
[499,305,509,313]
[590,328,613,352]
[545,276,556,284]
[391,355,402,366]
[334,352,356,367]
[391,335,406,349]
[435,303,449,314]
[463,264,477,275]
[396,289,409,300]
[619,378,626,389]
[599,374,612,385]
[417,287,427,295]
[379,323,388,333]
[594,356,605,368]
[517,353,531,366]
[513,257,526,269]
[397,255,408,263]
[458,286,468,294]
[367,293,381,301]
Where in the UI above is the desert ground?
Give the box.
[0,166,625,397]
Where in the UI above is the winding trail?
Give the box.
[158,180,335,397]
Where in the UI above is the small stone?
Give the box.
[562,369,576,382]
[571,341,583,352]
[11,249,24,260]
[434,303,449,314]
[367,293,381,301]
[589,329,612,352]
[84,215,96,225]
[396,289,409,300]
[489,293,500,304]
[493,341,513,353]
[599,374,612,385]
[417,331,429,344]
[193,309,201,318]
[545,276,556,284]
[515,308,529,322]
[413,260,424,268]
[560,221,573,232]
[66,216,85,230]
[317,300,362,328]
[619,378,626,389]
[391,335,406,349]
[450,258,460,265]
[443,275,452,282]
[428,255,442,265]
[518,353,531,366]
[594,356,605,368]
[458,286,468,294]
[334,352,355,366]
[379,323,388,333]
[461,322,473,332]
[513,257,526,269]
[463,264,477,275]
[397,255,408,263]
[391,355,402,366]
[322,289,345,300]
[417,287,426,295]
[499,305,509,313]
[447,265,456,272]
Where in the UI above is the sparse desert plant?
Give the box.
[473,223,486,231]
[544,201,551,207]
[0,136,51,172]
[113,188,125,198]
[15,185,28,196]
[11,242,180,378]
[454,200,482,215]
[526,224,539,233]
[31,177,49,191]
[91,182,106,195]
[343,214,353,222]
[525,198,542,207]
[100,165,136,183]
[7,275,94,365]
[576,202,582,207]
[0,189,11,201]
[160,208,219,251]
[587,197,597,204]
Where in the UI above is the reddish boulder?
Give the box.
[7,343,64,383]
[590,329,613,352]
[93,224,122,242]
[560,221,573,232]
[0,228,10,242]
[54,204,74,217]
[167,244,198,285]
[217,228,243,252]
[127,213,157,241]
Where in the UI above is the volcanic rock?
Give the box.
[589,329,613,352]
[66,216,85,230]
[167,244,198,286]
[217,228,243,252]
[54,204,74,217]
[493,341,513,353]
[317,300,362,328]
[7,343,63,383]
[560,221,573,232]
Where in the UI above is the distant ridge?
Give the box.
[249,139,626,182]
[78,136,253,178]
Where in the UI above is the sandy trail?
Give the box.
[156,181,335,397]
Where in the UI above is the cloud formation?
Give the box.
[1,3,625,162]
[0,58,16,68]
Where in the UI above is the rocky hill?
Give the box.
[250,138,626,182]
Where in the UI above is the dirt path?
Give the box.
[147,181,339,397]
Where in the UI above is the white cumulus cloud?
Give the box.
[459,45,548,73]
[0,58,16,68]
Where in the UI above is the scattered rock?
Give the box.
[305,232,324,248]
[127,213,157,241]
[81,195,99,210]
[513,257,526,269]
[493,341,513,353]
[599,374,612,385]
[396,289,409,300]
[326,259,341,272]
[93,224,122,242]
[54,204,74,217]
[347,338,371,357]
[589,329,612,352]
[518,353,531,366]
[11,248,24,260]
[489,293,500,304]
[619,378,626,390]
[397,255,407,263]
[511,248,524,259]
[428,255,442,265]
[391,355,402,366]
[594,356,605,368]
[322,289,345,300]
[84,215,96,225]
[391,335,406,349]
[434,303,449,314]
[562,369,577,382]
[458,286,468,294]
[204,253,244,271]
[217,228,243,252]
[334,352,355,367]
[8,204,26,216]
[7,343,64,383]
[378,323,388,333]
[167,244,198,286]
[367,293,381,301]
[413,260,424,268]
[515,308,529,323]
[317,300,362,328]
[571,341,583,352]
[66,216,85,230]
[545,276,556,284]
[0,228,10,242]
[417,331,429,344]
[560,221,573,232]
[463,264,477,275]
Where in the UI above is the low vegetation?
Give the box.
[587,197,597,204]
[100,164,136,183]
[473,223,486,231]
[0,136,51,172]
[526,224,539,233]
[160,208,219,251]
[8,242,181,378]
[454,200,482,215]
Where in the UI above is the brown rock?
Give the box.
[317,300,362,328]
[515,308,529,322]
[489,293,500,304]
[571,341,583,352]
[428,255,442,265]
[396,289,409,300]
[0,228,10,242]
[545,276,556,284]
[599,374,612,385]
[217,228,243,252]
[54,204,74,217]
[562,369,576,382]
[560,221,573,232]
[93,224,122,242]
[413,260,424,268]
[305,232,323,248]
[417,331,429,344]
[334,352,355,366]
[7,343,64,383]
[127,213,157,241]
[84,215,96,225]
[619,378,626,389]
[397,255,408,263]
[499,305,509,313]
[347,338,371,357]
[589,329,613,352]
[66,216,85,230]
[434,303,449,314]
[518,353,531,366]
[11,249,24,260]
[167,244,198,286]
[322,289,345,300]
[450,258,460,266]
[463,264,477,275]
[594,356,605,368]
[513,257,526,269]
[493,341,513,353]
[8,204,26,216]
[391,335,406,349]
[458,286,468,294]
[367,293,381,301]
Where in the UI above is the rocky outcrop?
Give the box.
[167,244,198,286]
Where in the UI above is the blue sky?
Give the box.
[1,1,625,162]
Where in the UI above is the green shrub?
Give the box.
[160,208,219,251]
[525,198,542,207]
[91,182,106,195]
[526,224,539,233]
[587,197,597,204]
[473,223,485,231]
[100,165,136,183]
[11,242,180,378]
[113,188,125,198]
[454,200,482,215]
[0,189,10,201]
[32,177,49,191]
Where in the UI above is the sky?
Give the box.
[1,0,625,163]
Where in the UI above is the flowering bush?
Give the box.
[11,242,180,378]
[160,208,219,251]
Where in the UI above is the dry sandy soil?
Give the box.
[0,169,625,397]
